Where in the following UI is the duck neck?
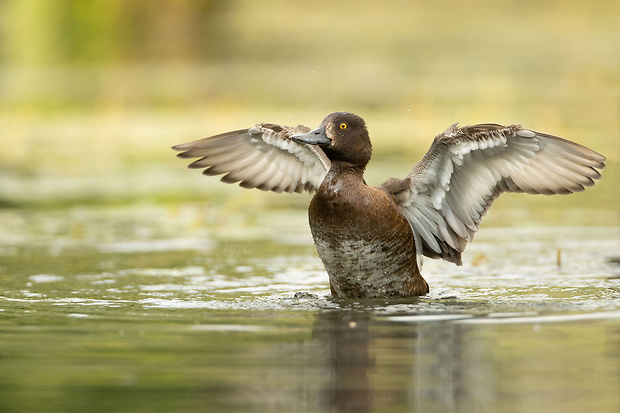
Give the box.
[328,161,366,179]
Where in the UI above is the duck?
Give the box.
[173,112,606,298]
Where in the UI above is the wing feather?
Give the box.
[388,123,605,266]
[173,123,331,193]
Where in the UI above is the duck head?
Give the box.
[292,112,373,168]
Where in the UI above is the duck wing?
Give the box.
[383,123,606,267]
[173,123,331,193]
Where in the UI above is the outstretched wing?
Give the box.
[388,123,606,267]
[173,123,331,193]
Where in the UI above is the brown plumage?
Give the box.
[173,112,606,298]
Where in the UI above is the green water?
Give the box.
[1,204,619,413]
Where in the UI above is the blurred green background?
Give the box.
[0,0,618,225]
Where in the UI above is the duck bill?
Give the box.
[291,126,331,146]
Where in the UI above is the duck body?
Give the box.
[309,164,428,298]
[173,111,606,299]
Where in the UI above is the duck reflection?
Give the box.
[309,308,491,413]
[312,310,374,412]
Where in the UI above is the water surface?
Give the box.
[1,205,619,412]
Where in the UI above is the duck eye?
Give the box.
[339,123,348,130]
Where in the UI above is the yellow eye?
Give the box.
[339,123,348,130]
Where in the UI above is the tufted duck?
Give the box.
[173,112,605,298]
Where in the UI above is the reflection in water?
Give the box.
[292,310,620,413]
[313,311,373,412]
[2,302,620,412]
[309,310,484,413]
[412,320,494,412]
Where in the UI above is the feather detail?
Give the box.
[173,123,330,193]
[385,123,605,266]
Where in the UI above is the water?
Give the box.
[1,204,620,412]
